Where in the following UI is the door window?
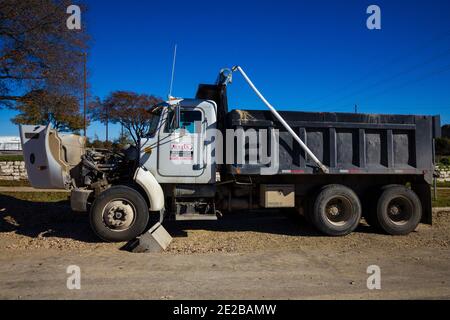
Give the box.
[180,110,202,133]
[165,110,202,133]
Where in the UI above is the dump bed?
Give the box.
[226,110,440,183]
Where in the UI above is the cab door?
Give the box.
[19,125,70,189]
[157,107,205,178]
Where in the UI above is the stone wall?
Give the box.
[0,161,28,180]
[1,161,449,183]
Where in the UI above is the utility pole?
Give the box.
[105,104,109,143]
[83,52,87,137]
[354,104,358,114]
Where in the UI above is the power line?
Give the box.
[361,103,450,107]
[318,46,450,110]
[333,63,450,111]
[302,30,450,107]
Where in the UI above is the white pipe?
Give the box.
[233,66,329,173]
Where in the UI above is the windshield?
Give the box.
[146,105,164,137]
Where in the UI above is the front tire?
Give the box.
[90,185,149,242]
[311,184,362,236]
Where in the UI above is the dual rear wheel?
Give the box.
[310,184,361,236]
[309,184,422,236]
[369,185,422,235]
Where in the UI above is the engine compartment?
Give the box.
[78,146,138,193]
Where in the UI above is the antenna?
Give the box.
[168,44,177,99]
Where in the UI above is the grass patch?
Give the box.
[0,188,448,210]
[432,189,450,207]
[0,180,30,187]
[0,155,23,162]
[0,192,68,202]
[437,181,450,188]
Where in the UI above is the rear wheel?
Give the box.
[366,184,401,230]
[375,185,422,235]
[311,184,362,236]
[90,185,149,242]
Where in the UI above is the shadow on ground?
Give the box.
[0,194,375,243]
[165,211,373,238]
[0,194,99,243]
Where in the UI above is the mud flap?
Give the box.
[413,183,433,225]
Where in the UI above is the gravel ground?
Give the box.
[1,193,450,299]
[0,190,449,254]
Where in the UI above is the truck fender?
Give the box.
[134,167,165,211]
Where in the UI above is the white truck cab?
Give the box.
[19,98,219,242]
[140,98,218,184]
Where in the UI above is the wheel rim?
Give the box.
[102,198,136,231]
[324,196,353,227]
[386,196,413,226]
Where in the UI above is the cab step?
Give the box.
[175,213,218,221]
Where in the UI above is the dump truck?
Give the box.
[20,67,441,242]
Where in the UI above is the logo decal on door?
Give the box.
[170,143,194,161]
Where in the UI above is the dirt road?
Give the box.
[1,245,449,300]
[0,194,449,299]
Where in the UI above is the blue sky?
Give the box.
[1,0,450,139]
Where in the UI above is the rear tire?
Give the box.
[311,184,361,236]
[366,184,400,230]
[375,185,422,235]
[90,185,149,242]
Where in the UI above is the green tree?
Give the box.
[436,137,450,156]
[115,130,134,149]
[442,125,450,139]
[12,89,85,132]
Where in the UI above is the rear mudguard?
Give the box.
[134,167,165,211]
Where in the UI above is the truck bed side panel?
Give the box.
[226,110,438,183]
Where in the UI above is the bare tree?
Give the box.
[90,91,162,149]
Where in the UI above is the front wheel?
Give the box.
[90,185,149,242]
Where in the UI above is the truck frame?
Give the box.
[20,67,441,242]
